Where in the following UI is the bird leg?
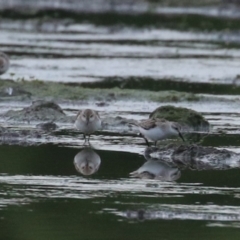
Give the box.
[178,131,185,142]
[83,134,87,145]
[87,135,91,143]
[144,138,150,147]
[139,133,150,146]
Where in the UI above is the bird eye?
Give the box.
[83,115,86,118]
[90,115,93,118]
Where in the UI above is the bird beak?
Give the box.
[86,118,89,125]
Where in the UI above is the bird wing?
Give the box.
[139,119,157,130]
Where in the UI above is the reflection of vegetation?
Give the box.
[1,9,240,31]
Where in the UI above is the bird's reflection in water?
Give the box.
[130,147,181,181]
[74,147,101,175]
[130,159,181,181]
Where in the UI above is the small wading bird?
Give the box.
[130,118,185,146]
[74,109,101,144]
[0,52,10,75]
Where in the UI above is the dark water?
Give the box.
[1,0,240,239]
[1,144,240,240]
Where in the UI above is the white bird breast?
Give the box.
[139,126,176,141]
[75,119,101,134]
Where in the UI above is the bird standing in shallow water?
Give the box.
[0,52,10,75]
[74,109,101,144]
[131,118,185,146]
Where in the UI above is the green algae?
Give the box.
[150,105,210,130]
[0,79,201,102]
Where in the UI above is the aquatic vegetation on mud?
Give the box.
[150,105,210,131]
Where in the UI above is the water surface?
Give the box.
[1,0,240,239]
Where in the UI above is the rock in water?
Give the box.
[149,105,210,143]
[149,105,209,131]
[4,100,69,122]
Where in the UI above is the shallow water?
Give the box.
[1,144,240,240]
[1,0,240,239]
